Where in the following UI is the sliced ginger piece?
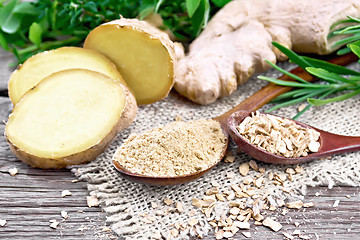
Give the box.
[5,69,137,169]
[8,47,126,105]
[84,18,176,105]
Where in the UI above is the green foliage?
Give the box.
[258,42,360,119]
[0,0,231,64]
[330,16,360,55]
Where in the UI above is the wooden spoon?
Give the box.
[228,110,360,165]
[113,53,358,186]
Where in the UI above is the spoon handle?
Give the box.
[317,130,360,157]
[214,53,358,129]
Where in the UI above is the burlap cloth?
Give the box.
[72,61,360,239]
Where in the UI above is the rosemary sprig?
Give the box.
[330,16,360,55]
[258,41,360,119]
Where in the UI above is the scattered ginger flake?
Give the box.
[163,198,174,206]
[206,188,219,195]
[0,219,7,227]
[188,218,198,226]
[285,168,296,175]
[8,167,18,176]
[202,207,212,218]
[216,193,225,201]
[286,200,303,209]
[170,229,179,237]
[281,187,292,193]
[254,177,264,188]
[283,232,295,240]
[101,226,112,232]
[295,165,303,173]
[333,200,340,207]
[233,221,250,230]
[151,202,158,209]
[188,210,196,217]
[87,195,100,207]
[215,229,224,239]
[222,231,234,238]
[211,180,220,187]
[49,220,60,229]
[229,207,240,215]
[298,103,307,112]
[226,172,235,179]
[61,211,68,219]
[263,217,282,232]
[243,177,253,185]
[249,160,259,171]
[224,155,235,163]
[303,202,314,208]
[192,198,203,208]
[239,162,250,176]
[61,190,72,197]
[175,202,183,213]
[268,172,274,181]
[242,232,251,238]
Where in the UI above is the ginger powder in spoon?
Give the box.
[113,119,227,177]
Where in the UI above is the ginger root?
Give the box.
[174,0,360,105]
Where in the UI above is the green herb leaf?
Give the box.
[302,56,360,76]
[305,67,355,84]
[13,2,40,15]
[0,0,23,34]
[0,31,9,50]
[272,41,312,70]
[186,0,201,18]
[138,6,154,20]
[155,0,164,13]
[266,89,326,112]
[258,76,334,89]
[190,0,210,37]
[349,44,360,59]
[337,47,352,55]
[265,60,310,84]
[29,22,42,47]
[308,88,360,106]
[333,34,360,47]
[0,0,17,26]
[210,0,231,7]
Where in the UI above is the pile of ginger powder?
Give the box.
[112,119,227,177]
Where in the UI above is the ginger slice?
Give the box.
[84,18,176,105]
[5,69,137,169]
[8,47,125,105]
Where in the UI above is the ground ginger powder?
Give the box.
[112,119,227,177]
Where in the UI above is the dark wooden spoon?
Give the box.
[113,53,358,186]
[228,110,360,165]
